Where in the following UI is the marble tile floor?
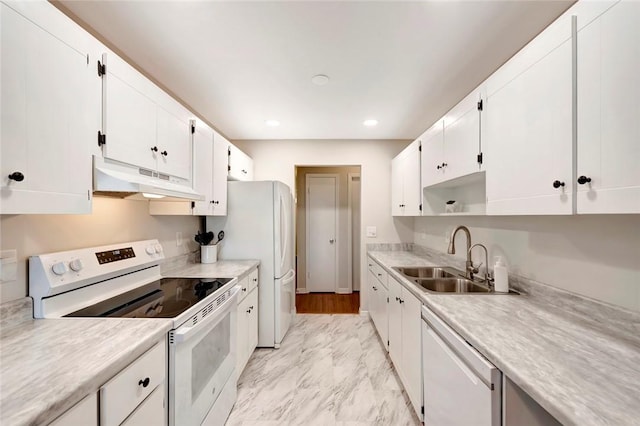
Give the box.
[226,314,421,426]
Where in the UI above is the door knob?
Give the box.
[329,239,335,244]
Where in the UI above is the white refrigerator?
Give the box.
[207,181,295,348]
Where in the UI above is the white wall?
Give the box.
[414,215,640,312]
[0,196,200,303]
[234,139,414,310]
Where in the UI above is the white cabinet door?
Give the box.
[391,152,404,215]
[377,283,389,351]
[367,267,377,323]
[156,106,191,180]
[228,144,253,181]
[387,276,403,376]
[421,121,445,188]
[401,290,423,417]
[403,139,422,216]
[247,287,259,358]
[577,1,640,214]
[50,394,98,426]
[102,53,157,172]
[485,20,573,215]
[236,294,250,374]
[192,123,214,216]
[212,132,229,215]
[443,91,483,180]
[1,3,94,214]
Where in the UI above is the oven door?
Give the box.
[169,286,239,426]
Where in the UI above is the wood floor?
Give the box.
[296,292,360,314]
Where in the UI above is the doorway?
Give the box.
[294,166,362,312]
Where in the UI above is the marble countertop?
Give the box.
[162,260,259,279]
[0,305,172,426]
[368,250,640,426]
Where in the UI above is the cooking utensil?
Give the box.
[195,231,215,246]
[214,230,225,245]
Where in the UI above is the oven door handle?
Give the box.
[173,285,240,343]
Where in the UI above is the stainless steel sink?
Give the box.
[393,266,459,279]
[393,266,517,295]
[415,278,491,293]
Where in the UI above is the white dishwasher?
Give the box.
[422,306,502,426]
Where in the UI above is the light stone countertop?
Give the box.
[0,306,172,426]
[162,260,260,280]
[368,250,640,426]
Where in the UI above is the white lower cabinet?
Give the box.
[236,267,259,374]
[388,276,423,418]
[121,385,166,426]
[367,258,388,349]
[49,394,98,426]
[100,339,167,426]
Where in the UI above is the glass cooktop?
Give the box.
[65,277,234,319]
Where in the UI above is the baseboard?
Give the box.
[359,309,369,316]
[296,288,309,294]
[335,289,352,295]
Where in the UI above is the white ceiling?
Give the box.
[58,1,573,141]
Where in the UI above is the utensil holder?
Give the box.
[200,245,217,264]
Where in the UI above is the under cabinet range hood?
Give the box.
[93,156,204,201]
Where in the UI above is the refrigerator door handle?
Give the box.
[281,269,296,282]
[280,195,288,273]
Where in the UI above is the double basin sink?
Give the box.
[393,266,510,294]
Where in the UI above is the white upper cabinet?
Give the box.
[576,0,640,214]
[392,139,421,216]
[421,91,484,190]
[0,2,98,214]
[212,132,229,215]
[484,11,574,215]
[442,90,484,181]
[228,144,254,181]
[191,123,215,216]
[101,52,192,182]
[149,124,228,216]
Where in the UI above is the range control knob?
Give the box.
[154,244,163,254]
[146,246,156,255]
[69,259,83,272]
[51,262,68,276]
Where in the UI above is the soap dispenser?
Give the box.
[493,256,509,293]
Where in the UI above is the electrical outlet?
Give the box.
[366,226,377,238]
[176,232,183,246]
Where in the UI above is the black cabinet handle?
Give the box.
[242,287,247,292]
[395,296,399,301]
[138,377,150,388]
[442,162,447,167]
[8,172,24,182]
[253,278,258,282]
[373,286,377,291]
[161,150,168,156]
[151,146,158,152]
[577,176,592,185]
[399,299,404,304]
[437,165,442,170]
[553,180,565,189]
[246,309,251,313]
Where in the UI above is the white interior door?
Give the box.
[306,175,338,293]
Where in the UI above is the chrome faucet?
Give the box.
[447,225,474,279]
[468,243,493,286]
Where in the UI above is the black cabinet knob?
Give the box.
[553,180,565,189]
[138,377,150,388]
[442,162,447,167]
[161,150,168,156]
[8,172,24,182]
[437,165,442,170]
[242,287,247,292]
[577,176,592,185]
[151,146,158,152]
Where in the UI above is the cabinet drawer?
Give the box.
[121,384,166,426]
[371,262,388,288]
[248,268,259,293]
[100,340,166,426]
[237,275,250,303]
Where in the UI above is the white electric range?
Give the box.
[29,239,239,426]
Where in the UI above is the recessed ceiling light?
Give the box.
[363,119,378,127]
[265,120,280,127]
[311,74,330,86]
